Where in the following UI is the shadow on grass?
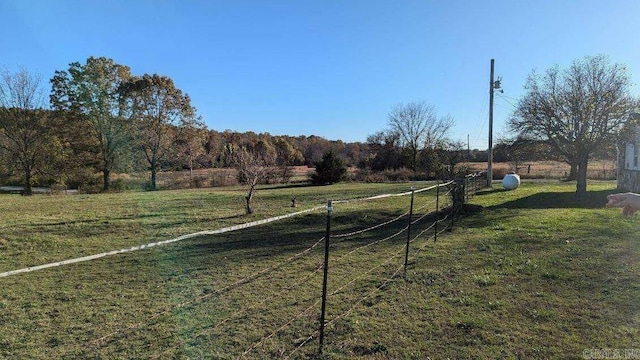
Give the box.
[461,189,617,230]
[259,182,314,191]
[171,208,411,262]
[489,189,613,210]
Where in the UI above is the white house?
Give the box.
[618,124,640,192]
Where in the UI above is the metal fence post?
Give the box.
[449,181,457,232]
[318,200,332,355]
[452,178,465,231]
[403,187,415,277]
[434,181,439,243]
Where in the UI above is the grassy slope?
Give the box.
[0,181,637,359]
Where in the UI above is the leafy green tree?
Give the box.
[509,55,637,197]
[120,74,200,190]
[311,150,347,185]
[50,57,132,191]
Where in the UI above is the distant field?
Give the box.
[465,160,617,180]
[55,160,615,193]
[154,160,616,191]
[0,180,637,358]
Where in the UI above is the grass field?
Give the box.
[465,160,617,180]
[0,180,638,359]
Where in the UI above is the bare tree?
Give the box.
[509,55,637,198]
[0,68,57,195]
[234,140,278,214]
[387,101,453,171]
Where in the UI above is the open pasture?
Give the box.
[0,180,637,359]
[465,160,617,180]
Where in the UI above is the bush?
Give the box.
[311,151,347,185]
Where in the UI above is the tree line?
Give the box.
[0,56,468,195]
[1,54,636,198]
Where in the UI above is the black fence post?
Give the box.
[450,178,465,232]
[449,181,456,232]
[434,181,439,243]
[464,174,469,203]
[318,200,333,355]
[403,187,415,277]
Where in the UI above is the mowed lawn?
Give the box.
[0,181,637,359]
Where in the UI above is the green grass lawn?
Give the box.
[0,180,637,359]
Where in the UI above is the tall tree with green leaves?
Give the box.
[50,57,132,191]
[509,55,637,198]
[0,68,60,195]
[120,74,200,190]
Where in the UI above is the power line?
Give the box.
[496,93,518,110]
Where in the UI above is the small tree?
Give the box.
[311,150,347,185]
[235,141,278,214]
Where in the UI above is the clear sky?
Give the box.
[2,0,639,148]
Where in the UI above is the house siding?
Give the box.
[618,125,640,192]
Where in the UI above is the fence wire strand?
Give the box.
[283,216,453,358]
[332,210,409,238]
[80,235,327,353]
[238,299,321,359]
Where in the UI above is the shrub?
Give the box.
[311,150,347,185]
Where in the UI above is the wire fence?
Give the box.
[4,173,486,359]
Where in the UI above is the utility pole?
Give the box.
[487,59,495,187]
[487,59,502,187]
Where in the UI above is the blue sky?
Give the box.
[2,0,639,148]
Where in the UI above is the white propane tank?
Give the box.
[502,173,520,190]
